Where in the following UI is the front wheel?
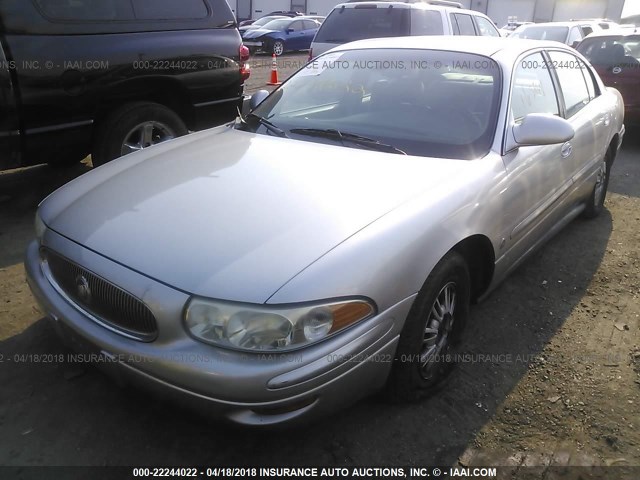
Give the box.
[272,40,285,56]
[385,251,470,402]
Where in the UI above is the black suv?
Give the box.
[0,0,250,169]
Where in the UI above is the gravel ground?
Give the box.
[0,58,638,474]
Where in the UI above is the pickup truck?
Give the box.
[0,0,250,169]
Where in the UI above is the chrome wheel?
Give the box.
[273,41,284,56]
[121,121,176,156]
[420,282,456,380]
[593,160,607,207]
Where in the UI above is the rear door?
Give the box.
[301,20,319,49]
[0,43,21,168]
[546,50,604,188]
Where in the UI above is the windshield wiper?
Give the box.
[289,128,406,155]
[237,110,289,138]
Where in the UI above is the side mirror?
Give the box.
[571,40,580,48]
[249,89,270,111]
[511,113,575,147]
[286,28,294,33]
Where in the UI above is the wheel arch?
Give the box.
[92,77,193,136]
[450,234,495,303]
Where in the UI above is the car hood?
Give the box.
[42,126,469,304]
[242,28,278,38]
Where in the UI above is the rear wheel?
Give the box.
[582,151,611,219]
[385,252,470,402]
[92,102,187,167]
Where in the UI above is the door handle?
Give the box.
[561,142,572,158]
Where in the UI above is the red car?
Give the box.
[578,30,640,124]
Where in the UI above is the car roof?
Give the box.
[582,28,640,39]
[331,1,472,13]
[517,21,593,28]
[328,35,568,58]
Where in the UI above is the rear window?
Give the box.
[314,6,410,43]
[132,0,208,20]
[34,0,134,21]
[511,25,568,42]
[33,0,209,22]
[578,36,640,68]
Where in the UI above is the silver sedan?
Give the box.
[26,36,624,426]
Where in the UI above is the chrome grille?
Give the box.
[44,249,157,341]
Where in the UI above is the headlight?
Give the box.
[34,210,46,241]
[184,298,375,351]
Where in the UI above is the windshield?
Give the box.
[254,16,283,27]
[578,35,640,68]
[261,19,292,30]
[314,7,410,43]
[511,25,568,42]
[241,49,501,160]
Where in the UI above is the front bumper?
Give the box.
[25,232,411,426]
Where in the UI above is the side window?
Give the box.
[131,0,208,20]
[511,53,559,121]
[567,27,582,46]
[581,26,594,37]
[548,51,590,117]
[450,14,460,35]
[289,20,303,31]
[453,14,476,35]
[475,16,500,37]
[303,20,318,30]
[411,10,444,35]
[580,61,598,100]
[33,0,134,21]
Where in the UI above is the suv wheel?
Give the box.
[92,102,188,167]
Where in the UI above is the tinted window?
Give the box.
[453,14,476,35]
[578,36,640,68]
[548,51,589,117]
[475,16,499,37]
[249,49,501,160]
[581,26,594,36]
[34,0,134,21]
[511,53,559,121]
[410,10,444,35]
[132,0,208,20]
[314,7,410,43]
[512,25,568,42]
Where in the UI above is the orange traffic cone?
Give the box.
[267,54,281,86]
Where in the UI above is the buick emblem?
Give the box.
[75,275,92,304]
[612,66,622,75]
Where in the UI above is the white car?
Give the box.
[309,1,500,59]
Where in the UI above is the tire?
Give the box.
[582,151,611,219]
[385,251,470,402]
[272,40,285,56]
[92,102,188,167]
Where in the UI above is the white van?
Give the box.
[309,1,500,59]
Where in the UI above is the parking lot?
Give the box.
[0,45,639,469]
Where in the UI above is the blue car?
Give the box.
[242,18,321,56]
